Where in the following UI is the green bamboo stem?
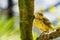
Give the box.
[18,0,34,40]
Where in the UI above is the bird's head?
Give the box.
[34,8,45,19]
[34,12,43,19]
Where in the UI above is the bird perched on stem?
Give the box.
[33,9,54,33]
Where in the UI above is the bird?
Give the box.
[33,9,54,33]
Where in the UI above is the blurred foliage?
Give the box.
[0,15,20,40]
[49,6,56,13]
[33,32,39,40]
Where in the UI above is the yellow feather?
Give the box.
[33,19,50,32]
[49,25,55,31]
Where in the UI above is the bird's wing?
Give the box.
[43,17,55,30]
[43,17,51,27]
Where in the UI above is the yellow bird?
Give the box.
[33,12,54,33]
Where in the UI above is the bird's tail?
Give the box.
[49,25,55,31]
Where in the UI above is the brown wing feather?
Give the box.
[43,17,51,27]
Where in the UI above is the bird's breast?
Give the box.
[33,19,50,32]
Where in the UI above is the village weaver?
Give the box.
[33,10,54,33]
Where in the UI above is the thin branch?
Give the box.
[37,28,60,40]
